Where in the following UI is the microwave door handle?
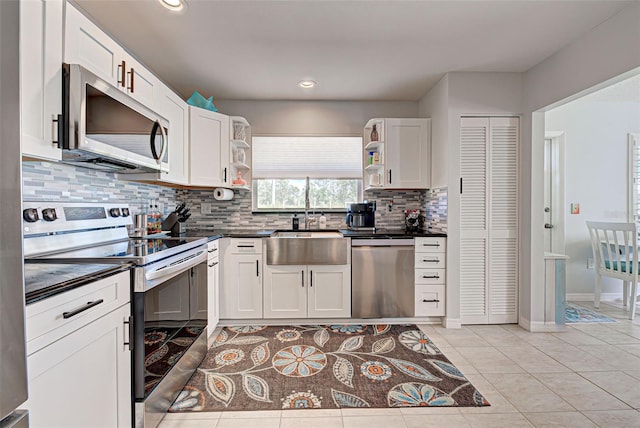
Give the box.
[158,121,167,164]
[150,120,167,165]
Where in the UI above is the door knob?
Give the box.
[544,223,553,229]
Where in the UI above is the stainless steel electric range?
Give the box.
[23,202,208,428]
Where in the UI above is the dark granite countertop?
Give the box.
[178,228,446,240]
[339,229,447,238]
[24,262,133,305]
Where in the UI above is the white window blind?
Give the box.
[252,136,362,179]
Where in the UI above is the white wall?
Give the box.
[215,100,418,135]
[546,99,640,296]
[418,75,449,188]
[521,2,640,328]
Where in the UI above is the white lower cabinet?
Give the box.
[24,271,132,428]
[308,265,351,318]
[219,238,263,319]
[414,237,446,317]
[264,264,351,319]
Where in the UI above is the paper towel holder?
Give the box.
[214,187,234,201]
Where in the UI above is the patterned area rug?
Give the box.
[169,324,489,412]
[566,304,616,323]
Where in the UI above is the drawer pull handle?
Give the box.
[238,245,254,248]
[208,261,218,267]
[62,299,104,319]
[422,299,440,303]
[422,243,440,247]
[422,275,440,279]
[208,248,218,253]
[422,258,439,263]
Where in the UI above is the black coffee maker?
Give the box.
[345,201,376,230]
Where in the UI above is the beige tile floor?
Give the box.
[160,300,640,428]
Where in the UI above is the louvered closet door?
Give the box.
[460,118,490,324]
[488,118,518,323]
[460,117,519,324]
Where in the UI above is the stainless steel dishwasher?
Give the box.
[351,239,414,318]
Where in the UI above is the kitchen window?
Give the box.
[252,136,362,212]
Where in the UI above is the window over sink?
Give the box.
[252,136,362,212]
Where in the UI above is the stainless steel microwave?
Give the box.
[60,63,169,173]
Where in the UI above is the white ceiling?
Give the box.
[74,0,633,102]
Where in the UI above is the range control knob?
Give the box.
[23,208,39,223]
[42,208,57,222]
[120,208,130,217]
[109,208,121,217]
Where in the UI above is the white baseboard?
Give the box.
[219,317,444,326]
[443,317,461,329]
[518,316,565,332]
[566,293,622,301]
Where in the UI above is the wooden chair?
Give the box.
[586,221,638,319]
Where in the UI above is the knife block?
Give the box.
[169,222,183,237]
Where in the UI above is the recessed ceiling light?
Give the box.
[298,80,316,89]
[159,0,185,12]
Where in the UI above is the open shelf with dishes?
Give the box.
[363,119,385,190]
[230,116,251,190]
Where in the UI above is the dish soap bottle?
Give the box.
[292,213,299,231]
[319,212,327,229]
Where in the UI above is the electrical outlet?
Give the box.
[587,257,594,269]
[201,203,212,215]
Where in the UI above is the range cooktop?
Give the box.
[26,236,207,266]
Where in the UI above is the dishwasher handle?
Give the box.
[351,239,414,247]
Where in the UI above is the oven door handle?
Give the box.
[145,250,206,281]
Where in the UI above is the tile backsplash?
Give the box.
[22,161,447,233]
[22,162,178,214]
[425,186,447,233]
[177,188,427,230]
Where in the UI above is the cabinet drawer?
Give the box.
[415,284,445,317]
[415,252,445,269]
[26,271,130,355]
[229,238,262,254]
[207,239,220,261]
[415,269,445,285]
[415,237,446,253]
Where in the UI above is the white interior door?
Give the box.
[544,132,565,254]
[544,138,553,252]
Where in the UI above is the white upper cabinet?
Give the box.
[20,0,64,161]
[160,89,189,185]
[64,3,161,112]
[363,118,431,189]
[189,107,230,187]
